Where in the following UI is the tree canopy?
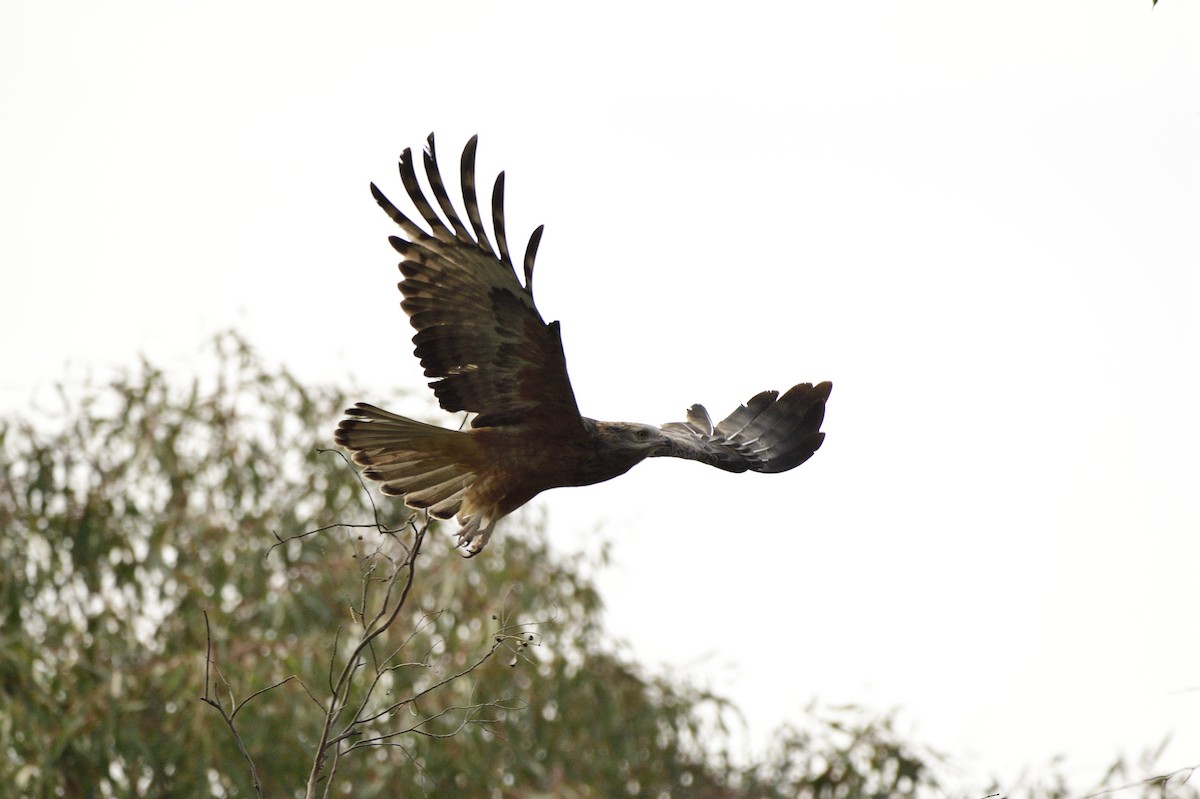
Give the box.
[0,333,1192,798]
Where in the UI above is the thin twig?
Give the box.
[199,611,265,799]
[1080,763,1198,799]
[229,675,308,720]
[267,448,412,556]
[348,698,525,749]
[207,447,543,796]
[303,524,427,799]
[343,616,444,737]
[350,628,521,729]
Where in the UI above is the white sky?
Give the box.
[2,0,1197,791]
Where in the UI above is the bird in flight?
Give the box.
[336,135,831,556]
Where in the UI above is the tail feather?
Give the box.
[335,402,481,521]
[427,485,471,519]
[405,475,473,508]
[366,461,462,487]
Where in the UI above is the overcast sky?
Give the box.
[2,1,1197,791]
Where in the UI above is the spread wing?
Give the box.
[655,382,832,473]
[371,134,585,433]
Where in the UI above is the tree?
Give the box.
[1,332,1194,798]
[0,333,742,797]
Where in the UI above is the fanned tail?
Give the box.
[334,403,478,520]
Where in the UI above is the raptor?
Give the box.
[336,135,831,556]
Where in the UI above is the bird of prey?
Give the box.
[336,134,831,556]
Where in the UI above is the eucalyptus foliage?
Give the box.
[0,334,736,797]
[1,333,1191,799]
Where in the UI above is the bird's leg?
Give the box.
[455,516,495,558]
[455,516,481,550]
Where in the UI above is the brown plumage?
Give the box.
[336,134,831,555]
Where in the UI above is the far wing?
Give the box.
[656,382,832,473]
[372,134,585,434]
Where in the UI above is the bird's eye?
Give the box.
[635,429,649,440]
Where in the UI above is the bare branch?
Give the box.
[199,611,265,799]
[303,523,427,799]
[204,451,544,798]
[230,675,311,720]
[1080,762,1198,799]
[267,448,413,556]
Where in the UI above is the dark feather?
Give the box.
[422,134,472,240]
[656,382,831,473]
[400,145,451,240]
[523,225,543,293]
[459,135,495,258]
[372,134,585,436]
[492,171,513,268]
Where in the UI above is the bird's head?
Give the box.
[591,421,669,456]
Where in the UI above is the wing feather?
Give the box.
[656,382,832,473]
[372,134,585,435]
[422,134,472,240]
[492,171,513,267]
[683,404,714,436]
[459,135,495,258]
[523,224,543,294]
[399,142,454,242]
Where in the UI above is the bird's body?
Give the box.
[336,135,831,555]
